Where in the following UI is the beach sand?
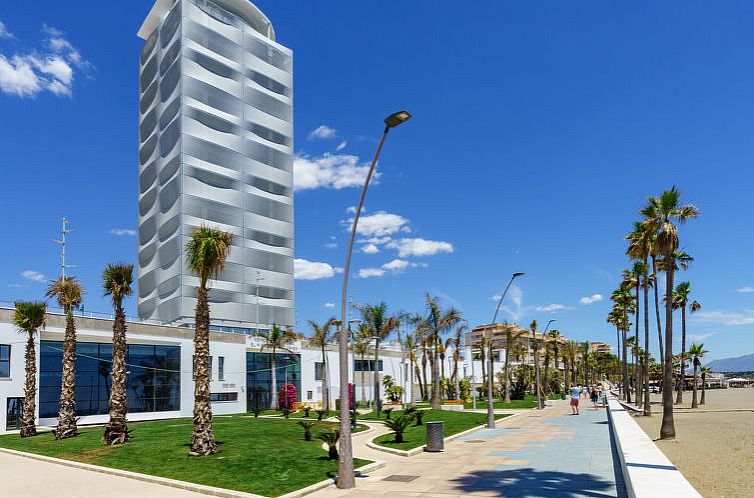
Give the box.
[634,388,754,498]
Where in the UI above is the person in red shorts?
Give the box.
[569,384,580,415]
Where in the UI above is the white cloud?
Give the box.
[387,238,454,257]
[0,24,91,98]
[361,243,379,254]
[109,228,136,236]
[490,294,502,302]
[358,267,385,278]
[501,285,524,322]
[336,140,347,151]
[294,153,378,191]
[345,211,410,237]
[21,270,46,283]
[294,259,339,280]
[324,242,337,249]
[691,310,754,326]
[324,302,336,309]
[0,20,14,39]
[7,283,22,288]
[579,294,603,305]
[536,303,572,313]
[688,332,715,341]
[308,125,337,140]
[382,259,410,272]
[737,286,754,293]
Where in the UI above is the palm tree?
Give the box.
[688,343,707,409]
[504,326,528,402]
[627,221,654,413]
[700,366,710,405]
[309,319,337,411]
[46,276,84,440]
[547,330,562,394]
[258,324,297,409]
[611,287,635,401]
[101,263,134,446]
[450,323,466,400]
[354,326,371,405]
[477,334,487,395]
[357,302,401,407]
[641,186,700,439]
[580,341,590,387]
[529,321,544,409]
[185,225,233,455]
[672,282,691,405]
[416,294,462,409]
[13,301,47,437]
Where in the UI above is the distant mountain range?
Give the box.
[707,353,754,373]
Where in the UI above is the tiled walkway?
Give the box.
[313,400,627,497]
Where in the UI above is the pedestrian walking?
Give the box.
[590,386,599,410]
[569,384,580,415]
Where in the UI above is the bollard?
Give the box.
[425,421,444,452]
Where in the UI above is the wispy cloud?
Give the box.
[0,23,92,98]
[358,267,385,278]
[21,270,46,283]
[294,153,377,191]
[324,302,336,309]
[336,140,347,151]
[294,259,342,280]
[536,303,573,313]
[308,125,336,140]
[358,258,417,278]
[688,332,715,341]
[579,294,603,305]
[0,20,14,39]
[7,283,22,288]
[386,238,454,257]
[109,228,136,236]
[691,310,754,326]
[501,284,524,322]
[737,286,754,293]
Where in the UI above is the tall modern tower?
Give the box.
[137,0,294,332]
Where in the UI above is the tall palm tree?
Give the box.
[450,323,466,400]
[672,282,691,405]
[700,366,710,405]
[641,186,700,439]
[580,341,590,387]
[354,325,371,405]
[529,321,544,409]
[548,330,562,394]
[611,287,635,401]
[258,324,297,409]
[100,263,134,446]
[185,225,233,455]
[416,294,462,409]
[688,343,707,409]
[504,326,528,402]
[13,301,47,437]
[477,334,487,395]
[627,221,654,409]
[46,276,84,440]
[357,302,401,407]
[309,319,337,411]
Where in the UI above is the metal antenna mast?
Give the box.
[52,217,76,280]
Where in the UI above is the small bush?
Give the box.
[383,407,394,420]
[317,429,340,459]
[303,406,312,418]
[282,407,291,419]
[297,421,315,441]
[251,408,261,418]
[316,409,326,421]
[383,413,414,443]
[414,410,425,426]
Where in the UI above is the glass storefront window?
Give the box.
[246,352,300,410]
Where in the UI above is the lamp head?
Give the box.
[385,110,412,128]
[512,272,525,278]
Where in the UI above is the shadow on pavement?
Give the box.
[450,468,621,497]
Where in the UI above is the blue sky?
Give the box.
[2,1,754,362]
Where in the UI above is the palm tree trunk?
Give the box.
[676,306,687,405]
[543,349,551,398]
[453,353,460,401]
[700,373,706,405]
[652,256,664,377]
[321,346,329,411]
[691,359,699,409]
[533,343,543,409]
[643,276,652,416]
[431,335,442,409]
[413,362,422,401]
[504,347,511,403]
[103,303,129,445]
[421,351,428,400]
[190,286,216,455]
[55,311,78,440]
[270,347,278,409]
[360,353,367,405]
[479,347,486,395]
[660,252,676,440]
[635,282,642,409]
[553,345,560,394]
[20,332,37,437]
[622,329,631,403]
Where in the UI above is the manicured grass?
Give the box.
[372,409,505,451]
[0,417,369,497]
[463,393,560,410]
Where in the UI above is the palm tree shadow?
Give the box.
[450,468,623,497]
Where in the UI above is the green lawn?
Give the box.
[0,417,369,497]
[372,410,504,451]
[463,393,561,410]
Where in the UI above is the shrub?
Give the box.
[386,385,404,403]
[279,384,297,411]
[383,413,414,443]
[414,410,426,426]
[282,407,291,419]
[317,429,340,459]
[251,408,261,418]
[316,409,326,421]
[383,407,394,420]
[297,421,315,441]
[404,404,417,416]
[303,406,311,418]
[459,378,472,402]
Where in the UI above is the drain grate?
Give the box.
[383,475,419,482]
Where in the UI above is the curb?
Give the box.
[0,446,382,498]
[366,413,520,457]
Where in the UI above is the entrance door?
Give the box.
[6,397,23,431]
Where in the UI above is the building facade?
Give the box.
[137,0,294,331]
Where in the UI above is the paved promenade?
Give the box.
[313,400,627,498]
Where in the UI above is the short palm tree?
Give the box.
[700,366,710,405]
[688,343,707,409]
[383,413,414,443]
[672,281,691,405]
[641,186,700,439]
[258,324,297,409]
[12,301,47,437]
[101,263,134,446]
[185,225,233,456]
[529,320,543,409]
[309,319,336,411]
[357,302,401,406]
[46,276,84,440]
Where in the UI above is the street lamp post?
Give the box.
[337,111,411,489]
[487,272,525,429]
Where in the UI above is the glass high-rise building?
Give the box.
[137,0,294,332]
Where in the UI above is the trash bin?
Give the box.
[425,421,444,452]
